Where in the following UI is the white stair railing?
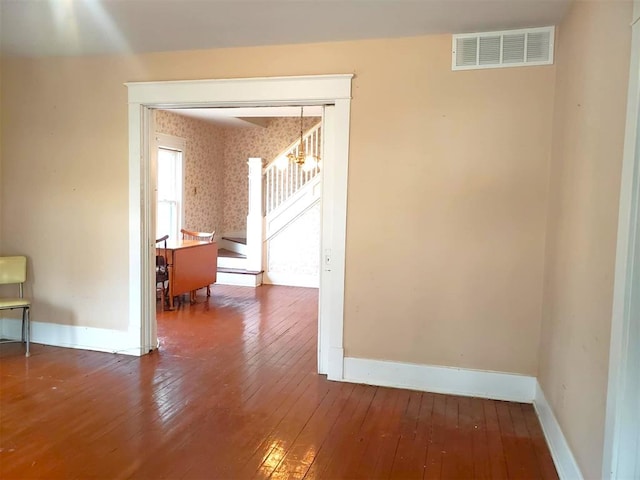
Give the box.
[264,123,322,215]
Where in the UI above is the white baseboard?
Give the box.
[342,357,536,403]
[1,318,142,356]
[263,272,319,288]
[534,381,584,480]
[327,347,345,381]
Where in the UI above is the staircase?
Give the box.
[216,122,322,287]
[217,237,263,286]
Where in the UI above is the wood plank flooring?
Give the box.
[0,285,558,479]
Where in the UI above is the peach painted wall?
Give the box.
[155,110,224,234]
[1,56,130,329]
[0,34,555,375]
[538,2,632,478]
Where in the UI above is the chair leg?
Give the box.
[24,308,30,357]
[160,287,165,311]
[157,282,171,311]
[163,283,171,310]
[207,285,211,297]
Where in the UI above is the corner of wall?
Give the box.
[533,381,584,480]
[536,1,634,478]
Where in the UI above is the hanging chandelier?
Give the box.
[287,106,320,169]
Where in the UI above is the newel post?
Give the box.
[246,158,263,273]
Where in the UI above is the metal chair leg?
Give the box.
[23,308,30,357]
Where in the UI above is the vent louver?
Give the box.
[452,26,554,71]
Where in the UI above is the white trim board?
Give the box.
[126,75,353,106]
[217,256,247,270]
[342,357,536,403]
[603,2,640,478]
[534,381,584,480]
[0,318,139,356]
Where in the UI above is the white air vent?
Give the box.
[452,26,554,70]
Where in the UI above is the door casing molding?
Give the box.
[603,3,640,478]
[126,74,353,379]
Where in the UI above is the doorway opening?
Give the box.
[153,106,323,289]
[152,106,324,352]
[126,75,353,379]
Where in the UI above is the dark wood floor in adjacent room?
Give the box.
[0,285,558,479]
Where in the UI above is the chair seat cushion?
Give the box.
[0,298,30,309]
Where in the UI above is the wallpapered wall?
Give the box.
[156,112,319,236]
[223,117,320,234]
[155,110,225,234]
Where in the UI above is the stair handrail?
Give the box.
[263,122,322,215]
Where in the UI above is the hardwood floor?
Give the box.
[0,285,558,479]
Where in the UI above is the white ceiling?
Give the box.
[0,0,572,58]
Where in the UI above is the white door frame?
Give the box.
[603,3,640,478]
[126,75,353,379]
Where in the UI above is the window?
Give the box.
[156,142,184,243]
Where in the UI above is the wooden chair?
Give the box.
[180,228,215,300]
[0,256,31,356]
[156,235,170,310]
[180,228,215,243]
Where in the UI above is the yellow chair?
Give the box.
[0,256,31,357]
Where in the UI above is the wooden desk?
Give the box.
[158,240,218,309]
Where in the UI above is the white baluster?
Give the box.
[266,167,271,214]
[262,123,323,217]
[267,167,272,213]
[288,163,292,199]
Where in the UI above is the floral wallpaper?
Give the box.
[155,110,224,235]
[222,117,320,234]
[154,111,322,284]
[267,201,321,279]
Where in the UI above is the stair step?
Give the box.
[218,248,246,259]
[219,237,248,256]
[218,267,263,275]
[217,267,263,287]
[221,236,247,245]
